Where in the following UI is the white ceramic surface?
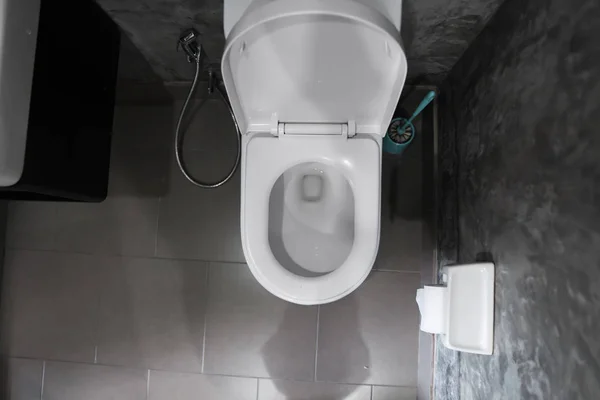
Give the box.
[0,0,40,186]
[222,0,407,304]
[221,0,407,137]
[224,0,403,37]
[443,263,495,355]
[416,263,495,355]
[270,161,355,276]
[242,133,381,304]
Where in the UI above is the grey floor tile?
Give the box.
[372,385,418,400]
[375,153,424,272]
[110,106,172,198]
[375,217,424,272]
[115,81,172,106]
[109,148,170,199]
[6,106,171,255]
[0,358,43,400]
[417,331,434,400]
[258,379,371,400]
[204,263,318,380]
[96,257,207,372]
[47,105,171,256]
[5,201,57,251]
[175,98,239,152]
[317,272,421,386]
[149,370,257,400]
[0,251,100,362]
[43,361,147,400]
[109,141,170,199]
[156,151,244,262]
[52,197,159,257]
[112,106,174,151]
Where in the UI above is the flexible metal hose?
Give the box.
[174,57,241,188]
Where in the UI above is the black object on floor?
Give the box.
[0,0,120,202]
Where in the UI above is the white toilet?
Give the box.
[221,0,407,304]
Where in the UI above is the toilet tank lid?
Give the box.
[221,0,408,136]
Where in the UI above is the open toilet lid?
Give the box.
[221,0,408,136]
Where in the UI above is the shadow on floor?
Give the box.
[262,297,370,399]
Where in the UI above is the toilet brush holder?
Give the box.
[383,117,415,155]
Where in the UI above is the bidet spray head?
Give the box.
[178,28,202,63]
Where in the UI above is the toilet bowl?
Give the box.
[273,162,355,276]
[222,0,407,304]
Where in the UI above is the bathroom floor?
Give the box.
[0,85,435,399]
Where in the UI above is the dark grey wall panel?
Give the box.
[436,0,600,398]
[95,0,504,83]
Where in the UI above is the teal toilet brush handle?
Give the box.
[400,90,436,131]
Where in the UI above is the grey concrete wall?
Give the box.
[96,0,504,84]
[435,0,600,398]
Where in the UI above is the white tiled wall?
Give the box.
[0,91,430,399]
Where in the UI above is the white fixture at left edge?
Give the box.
[221,0,407,304]
[416,263,496,355]
[0,0,41,186]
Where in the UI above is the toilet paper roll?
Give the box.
[415,285,446,334]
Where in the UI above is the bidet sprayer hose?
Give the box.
[174,54,241,188]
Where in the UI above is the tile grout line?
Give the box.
[373,269,422,274]
[40,360,46,400]
[6,246,251,266]
[153,197,162,257]
[19,356,418,396]
[313,305,321,381]
[15,356,266,381]
[255,378,260,400]
[94,346,98,364]
[370,384,374,400]
[5,245,425,276]
[201,264,210,373]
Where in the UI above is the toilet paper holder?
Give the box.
[416,263,495,355]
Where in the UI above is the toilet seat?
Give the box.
[222,0,407,304]
[241,133,381,304]
[221,0,407,137]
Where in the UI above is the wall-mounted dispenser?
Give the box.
[416,263,496,355]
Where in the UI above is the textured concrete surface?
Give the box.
[436,0,600,398]
[96,0,504,83]
[0,202,6,268]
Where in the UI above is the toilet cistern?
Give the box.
[221,0,408,304]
